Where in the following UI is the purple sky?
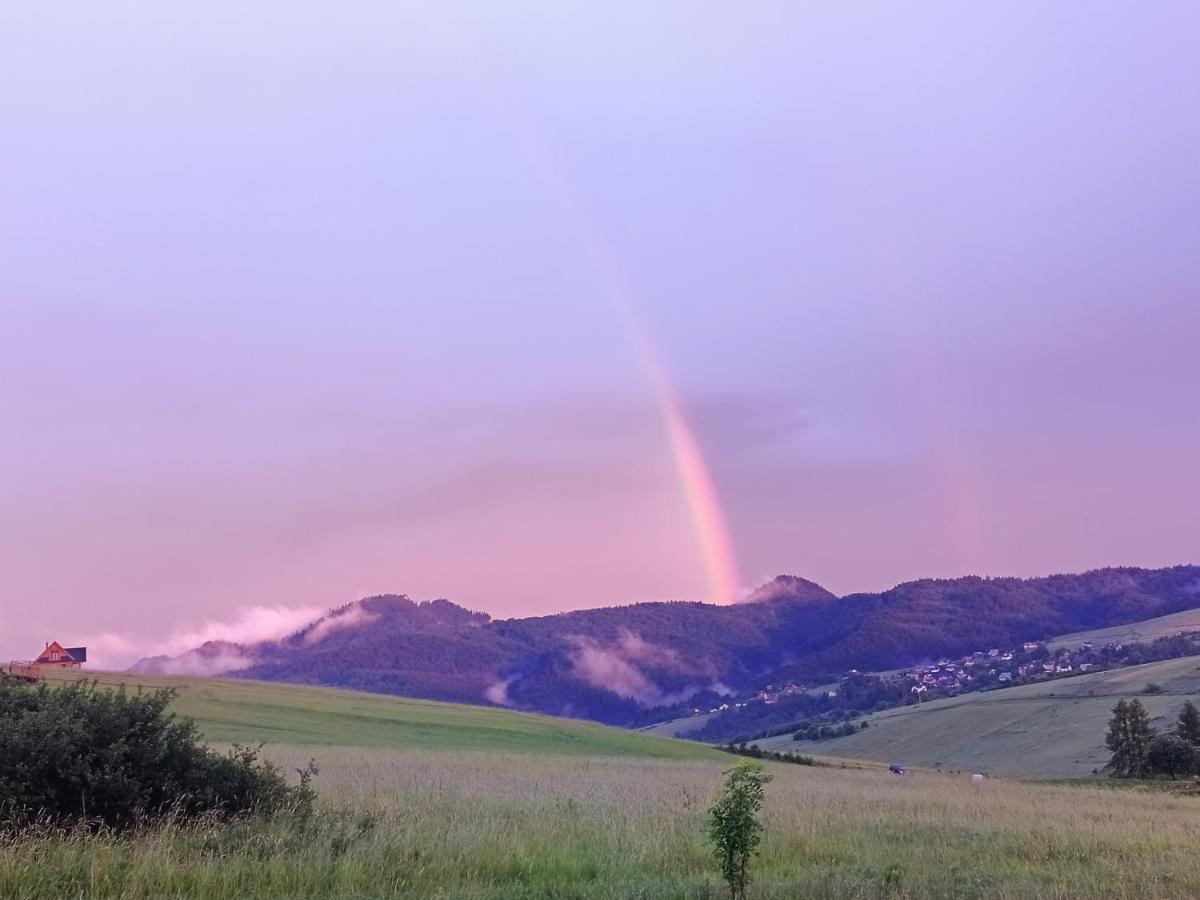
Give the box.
[2,2,1199,666]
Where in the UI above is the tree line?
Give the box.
[1105,698,1200,780]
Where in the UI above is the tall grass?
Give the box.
[4,746,1200,899]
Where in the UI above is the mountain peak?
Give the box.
[741,574,838,604]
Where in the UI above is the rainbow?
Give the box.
[564,224,742,606]
[483,97,741,604]
[620,314,741,606]
[582,273,742,605]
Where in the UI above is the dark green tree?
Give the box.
[1105,699,1130,776]
[1175,700,1200,747]
[1105,698,1155,778]
[707,762,772,900]
[1145,735,1200,780]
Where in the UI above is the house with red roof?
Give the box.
[33,641,87,669]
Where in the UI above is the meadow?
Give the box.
[33,669,714,760]
[7,672,1200,899]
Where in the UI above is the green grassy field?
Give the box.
[35,668,717,760]
[756,655,1200,778]
[636,710,717,738]
[8,667,1200,898]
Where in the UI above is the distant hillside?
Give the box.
[1047,606,1200,651]
[753,654,1200,778]
[132,565,1200,726]
[760,566,1200,685]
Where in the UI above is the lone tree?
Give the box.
[1145,734,1200,780]
[707,762,772,900]
[1175,700,1200,747]
[1105,698,1155,778]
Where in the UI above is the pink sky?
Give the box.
[2,2,1198,666]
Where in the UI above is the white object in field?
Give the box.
[971,773,985,783]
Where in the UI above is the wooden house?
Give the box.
[33,641,87,669]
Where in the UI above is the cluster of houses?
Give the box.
[900,641,1092,696]
[691,683,807,716]
[4,641,87,682]
[824,634,1149,706]
[688,631,1173,720]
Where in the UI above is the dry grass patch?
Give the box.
[7,745,1200,898]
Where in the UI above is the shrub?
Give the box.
[707,762,772,900]
[1144,735,1200,780]
[718,743,814,767]
[0,679,315,830]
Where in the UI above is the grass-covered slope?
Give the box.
[1048,605,1200,650]
[756,655,1200,778]
[40,669,717,760]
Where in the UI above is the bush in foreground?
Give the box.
[0,677,314,829]
[707,762,772,900]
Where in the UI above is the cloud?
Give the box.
[566,629,713,705]
[302,604,379,645]
[79,604,324,670]
[614,629,684,670]
[70,632,140,671]
[569,638,663,704]
[484,676,514,706]
[134,645,261,677]
[168,605,325,652]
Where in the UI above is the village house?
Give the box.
[34,641,87,669]
[4,641,87,682]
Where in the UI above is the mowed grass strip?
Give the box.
[36,669,719,760]
[6,747,1200,899]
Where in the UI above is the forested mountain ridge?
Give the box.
[131,566,1200,726]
